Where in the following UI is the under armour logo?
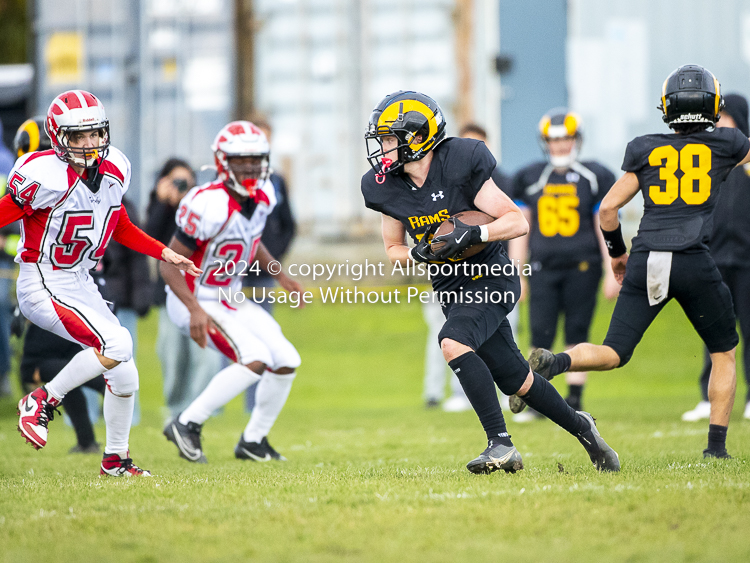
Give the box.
[431,191,444,201]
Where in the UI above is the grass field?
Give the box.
[1,294,750,562]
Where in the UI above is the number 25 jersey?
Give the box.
[173,179,276,301]
[6,147,131,271]
[624,127,750,253]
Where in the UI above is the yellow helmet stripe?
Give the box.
[539,116,551,137]
[661,78,668,115]
[564,113,580,136]
[378,99,437,151]
[713,76,721,117]
[17,118,40,157]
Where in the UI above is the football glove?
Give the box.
[432,217,483,260]
[409,224,443,263]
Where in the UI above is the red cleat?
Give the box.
[17,386,61,450]
[100,452,152,477]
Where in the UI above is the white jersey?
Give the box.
[174,179,276,301]
[7,147,130,272]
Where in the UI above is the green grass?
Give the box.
[1,296,750,562]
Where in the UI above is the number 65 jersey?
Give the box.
[7,147,131,271]
[173,179,276,301]
[624,127,750,253]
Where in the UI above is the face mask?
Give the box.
[549,145,578,168]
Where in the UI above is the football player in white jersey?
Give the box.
[5,90,199,476]
[161,121,303,463]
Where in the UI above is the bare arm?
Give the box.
[594,214,621,299]
[508,206,531,302]
[473,178,529,241]
[159,237,212,348]
[254,242,305,303]
[382,214,410,265]
[599,172,640,285]
[599,172,640,230]
[738,145,750,167]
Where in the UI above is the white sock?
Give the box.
[46,348,107,401]
[243,371,296,443]
[103,389,134,455]
[180,363,262,426]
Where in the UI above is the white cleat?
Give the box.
[744,402,750,420]
[682,401,711,422]
[442,394,472,413]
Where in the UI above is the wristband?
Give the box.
[601,224,627,257]
[479,225,489,243]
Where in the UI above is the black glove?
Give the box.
[432,217,483,260]
[409,224,443,263]
[10,306,26,338]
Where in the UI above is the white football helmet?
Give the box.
[211,121,270,197]
[45,90,110,169]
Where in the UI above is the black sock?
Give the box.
[449,352,508,440]
[521,373,588,435]
[567,384,583,410]
[568,384,583,400]
[552,352,572,377]
[707,424,728,453]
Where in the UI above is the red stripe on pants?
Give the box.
[208,326,238,362]
[51,300,103,353]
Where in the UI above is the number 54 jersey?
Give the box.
[7,147,131,271]
[173,179,276,301]
[624,127,750,253]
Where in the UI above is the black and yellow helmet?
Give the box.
[538,109,583,141]
[13,116,52,157]
[365,91,446,176]
[538,108,583,168]
[658,65,724,129]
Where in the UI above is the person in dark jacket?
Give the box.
[145,158,222,419]
[242,120,297,412]
[682,93,750,422]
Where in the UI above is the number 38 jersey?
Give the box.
[623,127,750,253]
[173,179,276,301]
[6,147,130,271]
[512,161,615,269]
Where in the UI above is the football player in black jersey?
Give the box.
[681,93,750,423]
[509,110,619,419]
[529,65,750,459]
[361,91,620,474]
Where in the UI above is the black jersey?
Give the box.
[623,127,750,253]
[512,161,615,269]
[361,137,510,292]
[708,164,750,267]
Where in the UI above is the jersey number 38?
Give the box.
[648,144,711,206]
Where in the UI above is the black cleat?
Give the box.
[466,439,524,475]
[576,411,620,472]
[510,348,558,414]
[529,348,557,380]
[235,435,287,461]
[703,448,732,459]
[164,417,207,463]
[69,442,101,454]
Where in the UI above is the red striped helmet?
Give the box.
[45,90,110,169]
[211,121,270,197]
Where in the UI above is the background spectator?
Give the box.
[145,158,222,419]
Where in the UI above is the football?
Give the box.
[430,210,494,258]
